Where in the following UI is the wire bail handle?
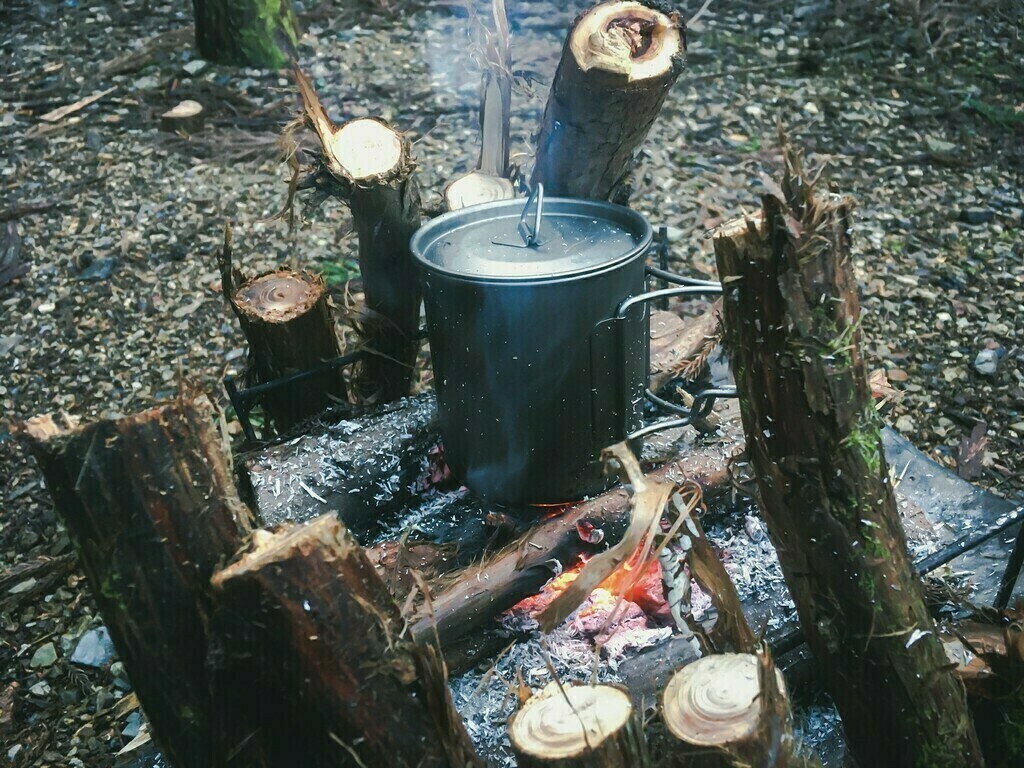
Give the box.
[492,183,545,249]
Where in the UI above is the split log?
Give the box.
[16,396,254,768]
[209,514,482,768]
[661,651,795,767]
[220,228,346,433]
[160,100,204,134]
[294,68,423,402]
[192,0,298,68]
[509,682,648,768]
[531,1,685,200]
[411,434,741,649]
[714,144,982,766]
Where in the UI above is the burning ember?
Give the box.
[507,548,674,664]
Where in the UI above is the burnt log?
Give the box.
[531,1,685,200]
[295,68,423,402]
[16,396,254,768]
[210,514,483,768]
[509,683,649,768]
[714,145,982,766]
[220,226,346,434]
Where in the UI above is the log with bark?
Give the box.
[714,144,983,766]
[661,650,796,768]
[531,1,685,200]
[209,514,483,768]
[509,682,648,768]
[16,395,255,768]
[192,0,298,68]
[293,68,423,402]
[219,225,346,434]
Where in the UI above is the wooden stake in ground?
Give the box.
[292,68,422,402]
[16,396,254,768]
[210,514,482,768]
[509,682,648,767]
[714,144,983,767]
[191,0,298,68]
[661,650,794,767]
[444,0,516,211]
[531,1,684,200]
[160,99,205,134]
[219,226,345,433]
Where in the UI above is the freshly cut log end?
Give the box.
[531,0,685,200]
[159,99,204,133]
[509,682,647,767]
[444,171,515,211]
[234,270,325,322]
[570,1,683,81]
[662,653,790,766]
[331,117,405,180]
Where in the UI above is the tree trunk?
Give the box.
[209,514,483,768]
[16,396,254,768]
[294,68,423,402]
[220,229,346,433]
[661,651,795,768]
[713,146,983,767]
[509,683,648,768]
[531,0,685,200]
[192,0,298,68]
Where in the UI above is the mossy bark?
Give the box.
[192,0,298,69]
[16,397,255,768]
[713,147,982,768]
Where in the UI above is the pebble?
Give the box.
[132,75,159,90]
[77,257,116,282]
[960,207,995,225]
[71,626,116,668]
[974,348,1004,376]
[182,59,207,76]
[30,642,58,668]
[896,415,915,433]
[121,711,143,739]
[29,681,51,696]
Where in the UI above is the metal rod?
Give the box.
[993,502,1024,608]
[617,285,723,320]
[645,265,722,289]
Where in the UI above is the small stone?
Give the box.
[132,75,159,90]
[121,711,143,739]
[974,348,1004,376]
[60,689,80,705]
[664,226,685,244]
[85,129,103,151]
[803,101,819,115]
[183,59,207,76]
[1010,422,1024,435]
[896,415,915,433]
[7,745,22,761]
[30,642,58,668]
[29,681,51,696]
[77,257,116,282]
[71,626,115,668]
[887,368,909,383]
[959,207,994,225]
[96,689,114,713]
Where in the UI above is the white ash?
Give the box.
[703,506,789,604]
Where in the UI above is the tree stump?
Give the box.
[509,682,648,768]
[294,68,423,402]
[16,396,254,768]
[209,514,483,768]
[160,100,204,134]
[713,144,982,767]
[531,1,685,200]
[444,171,515,211]
[661,652,793,767]
[191,0,298,68]
[220,227,346,434]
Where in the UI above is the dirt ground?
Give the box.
[1,0,1022,764]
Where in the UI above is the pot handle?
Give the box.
[591,278,737,446]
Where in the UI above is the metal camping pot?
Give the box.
[410,185,725,506]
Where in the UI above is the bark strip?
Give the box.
[714,144,982,767]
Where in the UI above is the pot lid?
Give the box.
[411,185,652,281]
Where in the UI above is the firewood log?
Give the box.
[16,396,254,768]
[509,682,648,768]
[661,651,795,767]
[531,1,685,200]
[219,226,345,434]
[209,514,483,768]
[294,68,423,402]
[714,142,982,766]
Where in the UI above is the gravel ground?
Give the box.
[1,0,1022,764]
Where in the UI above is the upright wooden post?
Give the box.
[713,144,982,767]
